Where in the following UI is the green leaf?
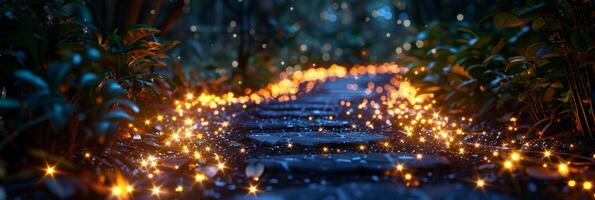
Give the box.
[532,17,546,31]
[544,86,556,100]
[457,28,479,39]
[514,3,547,16]
[456,79,478,92]
[0,99,21,109]
[560,90,572,103]
[491,38,507,54]
[80,73,99,88]
[15,70,49,92]
[483,55,507,67]
[101,110,134,121]
[525,42,546,58]
[507,56,527,72]
[107,31,123,49]
[466,64,486,78]
[494,13,525,29]
[104,99,140,113]
[123,24,160,46]
[48,62,72,91]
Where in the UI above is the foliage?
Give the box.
[399,0,594,136]
[0,0,177,155]
[96,24,179,101]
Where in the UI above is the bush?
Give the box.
[0,0,177,157]
[398,0,594,137]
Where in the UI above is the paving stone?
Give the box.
[237,118,350,130]
[248,132,387,146]
[291,96,344,104]
[247,153,450,172]
[255,110,340,118]
[235,182,514,200]
[262,103,340,111]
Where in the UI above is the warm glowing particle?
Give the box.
[248,185,258,194]
[151,186,162,196]
[568,180,576,187]
[175,185,183,192]
[476,179,485,188]
[584,181,592,190]
[416,154,423,160]
[111,186,123,196]
[558,163,569,176]
[543,150,551,158]
[217,162,226,170]
[126,185,134,193]
[510,152,521,161]
[503,160,513,169]
[195,173,207,182]
[396,164,404,171]
[44,165,56,177]
[186,93,194,100]
[404,173,412,180]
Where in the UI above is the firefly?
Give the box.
[217,162,226,171]
[510,152,521,161]
[111,184,133,198]
[396,164,404,171]
[558,163,569,176]
[195,173,207,182]
[151,186,163,197]
[44,165,57,177]
[416,154,423,160]
[186,93,194,100]
[248,185,259,195]
[476,179,486,188]
[404,173,412,180]
[568,180,576,187]
[503,160,513,170]
[584,181,592,190]
[111,186,123,197]
[543,150,551,158]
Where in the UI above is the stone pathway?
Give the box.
[228,74,514,199]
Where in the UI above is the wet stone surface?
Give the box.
[247,153,450,172]
[236,118,351,130]
[247,132,387,146]
[94,75,555,200]
[235,182,514,200]
[254,110,340,118]
[261,103,341,111]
